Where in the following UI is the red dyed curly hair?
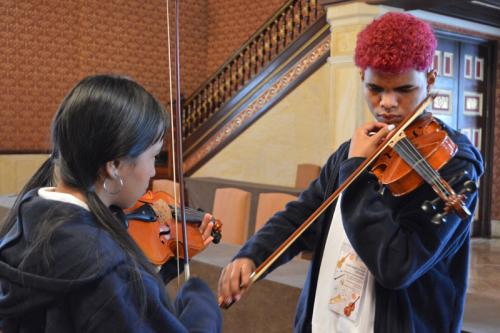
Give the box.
[354,12,437,74]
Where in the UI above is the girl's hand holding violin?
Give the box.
[199,213,215,247]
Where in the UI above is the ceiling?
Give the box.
[366,0,500,29]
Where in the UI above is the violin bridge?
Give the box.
[388,130,406,148]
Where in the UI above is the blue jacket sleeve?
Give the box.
[159,259,184,284]
[339,151,481,290]
[235,142,350,273]
[72,266,221,333]
[175,277,222,333]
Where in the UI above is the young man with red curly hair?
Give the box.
[218,12,483,333]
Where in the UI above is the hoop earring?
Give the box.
[103,177,124,195]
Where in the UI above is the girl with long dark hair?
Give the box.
[0,74,221,332]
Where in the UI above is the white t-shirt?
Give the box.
[312,194,375,333]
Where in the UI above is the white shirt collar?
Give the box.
[38,187,90,211]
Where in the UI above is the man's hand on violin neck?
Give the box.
[348,121,392,159]
[218,258,256,306]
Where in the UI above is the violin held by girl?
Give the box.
[125,190,222,265]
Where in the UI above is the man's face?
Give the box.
[362,68,435,125]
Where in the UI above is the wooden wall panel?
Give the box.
[0,0,286,153]
[493,40,500,220]
[0,0,170,152]
[206,0,285,75]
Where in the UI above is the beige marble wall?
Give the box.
[326,3,395,149]
[193,64,333,187]
[0,155,48,195]
[492,220,500,238]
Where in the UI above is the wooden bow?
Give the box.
[165,0,191,282]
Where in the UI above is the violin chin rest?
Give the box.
[126,204,157,222]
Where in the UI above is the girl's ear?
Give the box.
[104,160,121,179]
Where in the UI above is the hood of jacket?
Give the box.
[0,190,126,317]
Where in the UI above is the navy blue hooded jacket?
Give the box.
[235,121,483,333]
[0,190,221,332]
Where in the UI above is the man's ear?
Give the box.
[359,69,365,82]
[426,69,437,91]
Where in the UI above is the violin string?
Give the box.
[164,0,181,287]
[396,138,448,194]
[393,140,431,182]
[399,137,450,194]
[396,138,438,185]
[395,137,449,195]
[395,137,451,197]
[168,205,206,219]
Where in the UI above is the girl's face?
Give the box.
[111,140,163,209]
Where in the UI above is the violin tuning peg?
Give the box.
[212,233,222,244]
[431,213,446,225]
[448,170,469,186]
[461,180,477,194]
[377,184,386,196]
[421,200,437,214]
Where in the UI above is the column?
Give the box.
[321,1,400,148]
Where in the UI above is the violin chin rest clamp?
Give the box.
[431,213,446,225]
[126,204,158,222]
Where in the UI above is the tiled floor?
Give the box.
[194,239,500,333]
[1,198,499,332]
[462,238,500,333]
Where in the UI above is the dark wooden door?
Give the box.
[431,32,495,237]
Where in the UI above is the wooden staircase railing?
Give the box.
[182,0,325,145]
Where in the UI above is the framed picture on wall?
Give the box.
[432,89,453,114]
[443,52,454,77]
[463,91,483,116]
[475,57,484,81]
[433,50,442,76]
[464,55,473,79]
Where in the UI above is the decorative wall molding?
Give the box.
[409,10,500,38]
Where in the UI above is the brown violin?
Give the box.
[372,113,456,196]
[371,112,475,222]
[125,190,222,265]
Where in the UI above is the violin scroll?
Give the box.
[211,218,222,244]
[371,113,476,225]
[421,171,477,225]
